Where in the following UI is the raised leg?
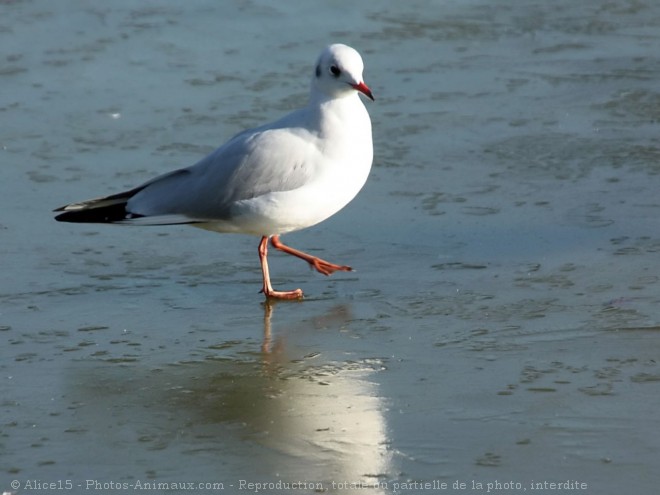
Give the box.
[270,235,353,275]
[258,236,304,300]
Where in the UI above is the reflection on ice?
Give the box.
[65,302,392,491]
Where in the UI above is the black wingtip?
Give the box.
[54,203,140,223]
[53,184,149,224]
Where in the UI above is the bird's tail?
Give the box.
[53,186,146,223]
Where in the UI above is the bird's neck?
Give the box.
[308,97,371,151]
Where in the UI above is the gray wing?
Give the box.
[127,123,319,221]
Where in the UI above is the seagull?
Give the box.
[54,43,374,300]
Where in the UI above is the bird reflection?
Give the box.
[67,300,392,490]
[201,300,392,486]
[260,299,275,354]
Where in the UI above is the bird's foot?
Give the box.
[269,236,352,276]
[261,287,304,300]
[308,257,353,276]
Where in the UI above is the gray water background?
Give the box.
[2,1,660,494]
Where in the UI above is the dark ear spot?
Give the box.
[315,64,321,77]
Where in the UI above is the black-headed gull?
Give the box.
[54,43,374,300]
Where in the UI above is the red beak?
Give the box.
[351,81,374,101]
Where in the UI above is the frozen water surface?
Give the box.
[2,1,660,494]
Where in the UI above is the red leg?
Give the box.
[258,236,303,300]
[270,235,353,275]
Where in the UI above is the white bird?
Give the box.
[54,43,374,300]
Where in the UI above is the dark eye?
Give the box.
[329,65,341,77]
